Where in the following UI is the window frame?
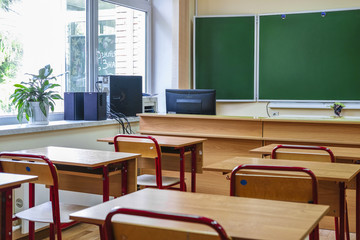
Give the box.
[0,0,152,124]
[89,0,152,93]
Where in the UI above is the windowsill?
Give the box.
[0,117,139,137]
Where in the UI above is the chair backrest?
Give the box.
[271,144,335,163]
[0,152,62,238]
[0,152,58,187]
[230,164,318,204]
[113,134,164,188]
[105,207,231,240]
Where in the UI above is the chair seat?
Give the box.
[15,202,88,223]
[137,174,181,187]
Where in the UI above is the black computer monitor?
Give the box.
[166,89,216,115]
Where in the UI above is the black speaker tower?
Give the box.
[103,75,142,117]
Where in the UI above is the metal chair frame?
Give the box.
[271,144,349,240]
[230,164,319,240]
[114,134,181,190]
[105,207,230,240]
[0,153,62,240]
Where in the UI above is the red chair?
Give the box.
[271,144,335,162]
[271,144,348,240]
[105,207,231,240]
[230,164,319,240]
[0,153,86,240]
[114,134,182,190]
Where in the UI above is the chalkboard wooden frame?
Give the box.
[258,8,360,102]
[194,15,257,102]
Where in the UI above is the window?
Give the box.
[0,0,151,119]
[0,0,69,115]
[66,0,86,92]
[98,1,147,91]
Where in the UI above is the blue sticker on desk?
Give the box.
[26,166,31,172]
[240,179,247,185]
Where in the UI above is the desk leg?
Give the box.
[29,183,35,240]
[102,166,109,202]
[357,174,360,240]
[99,224,106,240]
[1,187,16,240]
[121,162,128,196]
[340,182,345,240]
[191,145,196,192]
[180,147,186,191]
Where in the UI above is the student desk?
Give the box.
[70,188,329,240]
[6,146,139,201]
[98,135,206,192]
[136,114,360,195]
[203,156,360,240]
[250,144,360,163]
[0,173,38,240]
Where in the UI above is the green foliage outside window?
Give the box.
[0,0,17,11]
[0,32,23,84]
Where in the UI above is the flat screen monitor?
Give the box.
[166,89,216,115]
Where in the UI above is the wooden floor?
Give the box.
[19,223,356,240]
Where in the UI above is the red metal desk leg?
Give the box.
[357,173,360,240]
[191,145,197,192]
[102,166,109,202]
[99,224,106,240]
[340,182,345,240]
[180,147,186,191]
[29,183,35,240]
[1,186,18,240]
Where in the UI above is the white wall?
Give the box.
[151,0,178,113]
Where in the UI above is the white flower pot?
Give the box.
[29,102,49,125]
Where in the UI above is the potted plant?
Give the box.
[329,102,345,118]
[10,64,63,125]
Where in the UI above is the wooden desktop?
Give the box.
[137,113,360,232]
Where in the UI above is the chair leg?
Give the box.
[99,224,107,240]
[345,201,350,240]
[50,223,55,240]
[28,221,35,240]
[309,225,319,240]
[335,217,339,240]
[56,223,62,240]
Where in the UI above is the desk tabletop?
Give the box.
[0,172,38,189]
[203,156,360,182]
[4,146,140,167]
[70,188,329,240]
[97,135,206,148]
[250,144,360,161]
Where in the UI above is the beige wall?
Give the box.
[0,123,139,152]
[193,0,360,117]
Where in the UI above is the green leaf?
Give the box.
[13,83,28,89]
[49,102,55,111]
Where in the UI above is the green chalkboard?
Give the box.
[195,16,255,100]
[259,9,360,101]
